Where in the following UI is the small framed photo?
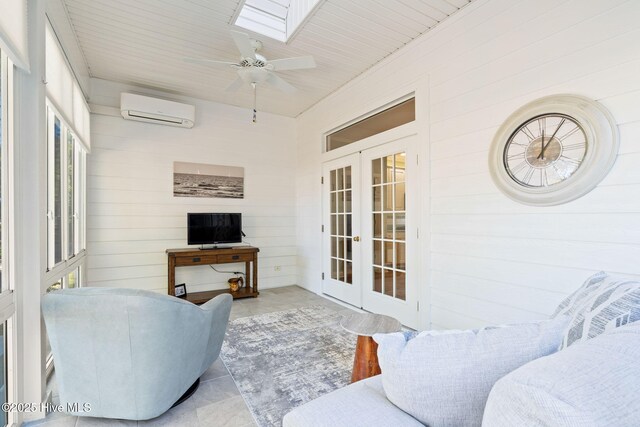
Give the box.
[175,283,187,298]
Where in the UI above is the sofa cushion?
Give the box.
[552,272,640,349]
[482,321,640,427]
[282,375,423,427]
[373,316,568,427]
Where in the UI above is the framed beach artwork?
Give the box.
[173,161,244,199]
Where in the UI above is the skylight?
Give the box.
[234,0,321,42]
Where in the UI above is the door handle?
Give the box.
[353,236,360,242]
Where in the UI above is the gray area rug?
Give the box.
[220,306,356,427]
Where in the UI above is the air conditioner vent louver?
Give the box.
[120,93,195,128]
[127,112,184,125]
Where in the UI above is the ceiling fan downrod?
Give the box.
[252,82,257,123]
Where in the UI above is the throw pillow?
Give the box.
[552,271,608,317]
[552,272,640,349]
[373,316,568,427]
[482,321,640,427]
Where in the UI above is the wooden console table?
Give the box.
[166,246,259,304]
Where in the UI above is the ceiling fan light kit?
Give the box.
[184,30,316,122]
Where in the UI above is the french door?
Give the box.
[322,135,419,328]
[322,153,361,306]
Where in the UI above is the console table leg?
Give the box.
[168,258,176,296]
[245,261,251,290]
[253,257,258,294]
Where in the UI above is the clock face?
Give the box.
[503,114,587,188]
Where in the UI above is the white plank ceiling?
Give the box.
[62,0,473,117]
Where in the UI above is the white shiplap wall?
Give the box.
[87,79,297,294]
[296,0,640,330]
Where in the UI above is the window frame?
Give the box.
[0,49,17,427]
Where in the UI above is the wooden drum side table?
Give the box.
[340,312,401,383]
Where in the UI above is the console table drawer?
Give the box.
[218,253,253,263]
[175,255,218,265]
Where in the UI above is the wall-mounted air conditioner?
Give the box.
[120,93,195,128]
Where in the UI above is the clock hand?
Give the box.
[537,118,565,160]
[539,129,545,160]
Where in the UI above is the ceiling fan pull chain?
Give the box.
[252,82,257,123]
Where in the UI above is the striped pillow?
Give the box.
[553,272,640,349]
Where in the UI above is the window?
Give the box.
[326,98,416,152]
[46,104,87,271]
[233,0,321,42]
[44,23,89,279]
[235,0,288,42]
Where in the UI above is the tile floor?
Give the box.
[26,286,354,427]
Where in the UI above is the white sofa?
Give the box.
[284,272,640,427]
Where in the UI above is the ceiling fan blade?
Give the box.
[268,56,316,71]
[230,30,257,60]
[225,77,245,92]
[266,72,297,94]
[184,57,239,68]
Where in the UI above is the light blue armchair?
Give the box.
[42,288,232,420]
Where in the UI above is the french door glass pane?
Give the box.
[373,267,382,293]
[371,152,407,300]
[329,166,353,285]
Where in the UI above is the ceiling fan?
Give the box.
[185,31,316,121]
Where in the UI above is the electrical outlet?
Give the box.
[274,266,281,272]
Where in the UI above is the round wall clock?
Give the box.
[489,94,619,206]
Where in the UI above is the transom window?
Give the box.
[326,98,415,152]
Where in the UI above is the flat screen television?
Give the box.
[187,213,242,246]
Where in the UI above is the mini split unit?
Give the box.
[120,93,195,128]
